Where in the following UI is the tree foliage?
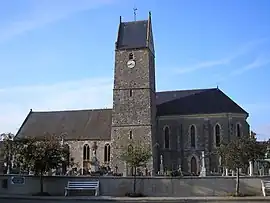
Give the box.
[0,133,14,141]
[16,135,70,175]
[218,135,266,170]
[121,141,152,168]
[0,133,15,159]
[0,133,17,173]
[217,135,267,196]
[264,139,270,159]
[120,140,152,195]
[1,134,71,194]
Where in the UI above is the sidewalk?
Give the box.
[1,194,270,202]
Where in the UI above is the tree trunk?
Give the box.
[40,172,44,193]
[7,144,11,174]
[133,166,137,194]
[235,167,240,196]
[6,159,11,174]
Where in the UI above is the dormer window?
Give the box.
[129,53,134,60]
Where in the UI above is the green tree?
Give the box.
[264,139,270,159]
[0,133,16,174]
[15,134,70,195]
[120,141,152,195]
[218,135,266,196]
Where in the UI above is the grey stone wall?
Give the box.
[0,175,267,197]
[156,113,249,173]
[111,48,156,174]
[113,50,152,89]
[111,89,153,126]
[110,126,153,173]
[14,113,248,176]
[66,140,111,170]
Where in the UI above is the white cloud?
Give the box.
[175,58,230,74]
[213,55,270,84]
[0,77,113,134]
[174,38,269,74]
[253,124,270,141]
[0,0,115,43]
[230,55,270,76]
[244,102,270,113]
[244,102,270,140]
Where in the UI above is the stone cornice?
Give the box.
[157,113,247,120]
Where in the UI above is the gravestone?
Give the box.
[225,168,229,176]
[90,148,99,172]
[249,161,254,176]
[199,151,206,177]
[90,142,99,172]
[160,155,164,175]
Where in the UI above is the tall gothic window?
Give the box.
[190,125,196,148]
[83,144,90,161]
[164,126,170,149]
[177,133,180,150]
[104,144,111,163]
[236,123,241,137]
[215,124,221,147]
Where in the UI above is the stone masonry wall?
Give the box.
[0,175,268,197]
[157,114,249,173]
[66,140,111,170]
[111,48,156,175]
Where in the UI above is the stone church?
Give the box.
[15,13,250,176]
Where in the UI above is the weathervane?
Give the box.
[133,7,138,21]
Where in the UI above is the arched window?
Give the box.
[129,53,134,60]
[83,144,90,161]
[63,144,70,161]
[129,130,133,139]
[236,123,241,137]
[164,126,170,149]
[104,144,111,163]
[215,124,221,147]
[60,144,70,175]
[190,156,197,174]
[128,144,133,153]
[190,125,196,148]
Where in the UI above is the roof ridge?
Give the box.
[122,20,148,24]
[157,87,217,94]
[31,108,112,113]
[157,88,248,116]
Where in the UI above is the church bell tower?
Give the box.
[110,12,157,174]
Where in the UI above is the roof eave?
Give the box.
[14,109,33,139]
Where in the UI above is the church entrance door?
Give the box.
[191,156,197,175]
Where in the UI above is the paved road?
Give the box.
[2,200,112,203]
[0,199,267,203]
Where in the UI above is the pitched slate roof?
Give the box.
[15,88,248,140]
[16,109,112,141]
[156,88,248,116]
[156,89,209,105]
[116,20,148,50]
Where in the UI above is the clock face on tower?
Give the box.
[127,60,136,69]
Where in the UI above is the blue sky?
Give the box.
[0,0,269,140]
